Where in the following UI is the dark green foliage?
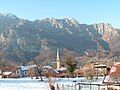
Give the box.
[65,57,76,76]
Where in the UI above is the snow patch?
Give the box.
[0,12,17,19]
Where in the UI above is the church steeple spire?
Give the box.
[56,48,59,61]
[56,48,60,69]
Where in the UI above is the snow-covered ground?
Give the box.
[0,77,104,90]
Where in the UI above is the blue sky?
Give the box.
[0,0,120,28]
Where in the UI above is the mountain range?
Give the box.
[0,13,119,65]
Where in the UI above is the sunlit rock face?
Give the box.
[2,13,120,64]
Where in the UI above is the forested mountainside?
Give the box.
[0,13,119,65]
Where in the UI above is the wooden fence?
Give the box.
[54,82,120,90]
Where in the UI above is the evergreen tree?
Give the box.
[65,57,76,77]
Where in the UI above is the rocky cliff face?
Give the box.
[1,13,118,64]
[93,23,119,42]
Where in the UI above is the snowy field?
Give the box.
[0,77,104,90]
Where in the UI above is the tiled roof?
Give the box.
[109,64,120,77]
[0,66,19,72]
